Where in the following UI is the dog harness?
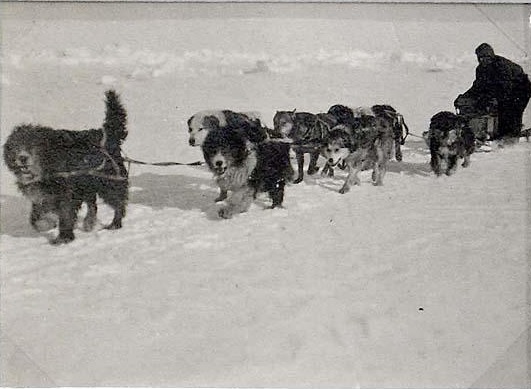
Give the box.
[53,130,128,181]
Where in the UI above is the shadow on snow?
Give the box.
[0,195,41,238]
[129,172,223,219]
[0,173,220,238]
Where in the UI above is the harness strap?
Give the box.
[51,129,126,180]
[407,132,426,140]
[55,170,127,181]
[123,157,204,167]
[54,147,128,181]
[397,114,410,144]
[315,117,333,138]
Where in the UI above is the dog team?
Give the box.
[0,88,500,244]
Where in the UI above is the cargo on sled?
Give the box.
[454,95,499,145]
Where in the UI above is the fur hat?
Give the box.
[475,43,495,58]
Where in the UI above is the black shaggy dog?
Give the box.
[327,104,409,161]
[425,111,475,176]
[3,90,128,244]
[271,110,337,183]
[189,110,269,201]
[202,126,294,219]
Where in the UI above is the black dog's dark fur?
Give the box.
[327,104,376,129]
[202,126,293,218]
[271,110,337,183]
[328,104,409,161]
[426,111,475,176]
[250,141,294,206]
[3,90,128,244]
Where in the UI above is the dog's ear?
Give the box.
[203,115,221,130]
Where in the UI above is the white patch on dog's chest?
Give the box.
[216,150,257,191]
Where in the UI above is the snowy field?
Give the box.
[1,2,530,388]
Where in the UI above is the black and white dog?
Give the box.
[202,125,293,219]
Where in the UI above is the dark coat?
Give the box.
[462,54,531,110]
[456,47,531,139]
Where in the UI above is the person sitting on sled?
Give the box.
[455,42,531,144]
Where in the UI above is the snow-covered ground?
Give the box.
[1,2,530,388]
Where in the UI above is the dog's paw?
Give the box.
[218,207,234,219]
[215,191,228,202]
[372,173,384,186]
[339,186,350,194]
[445,167,457,176]
[293,176,303,184]
[51,232,75,245]
[104,221,122,230]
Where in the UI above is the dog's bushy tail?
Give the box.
[103,90,127,144]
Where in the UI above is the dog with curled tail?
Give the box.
[3,90,129,244]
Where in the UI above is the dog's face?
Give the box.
[429,111,464,155]
[4,144,43,186]
[322,133,351,167]
[445,129,459,147]
[202,127,248,176]
[207,147,236,176]
[435,129,461,163]
[188,113,222,147]
[273,111,295,138]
